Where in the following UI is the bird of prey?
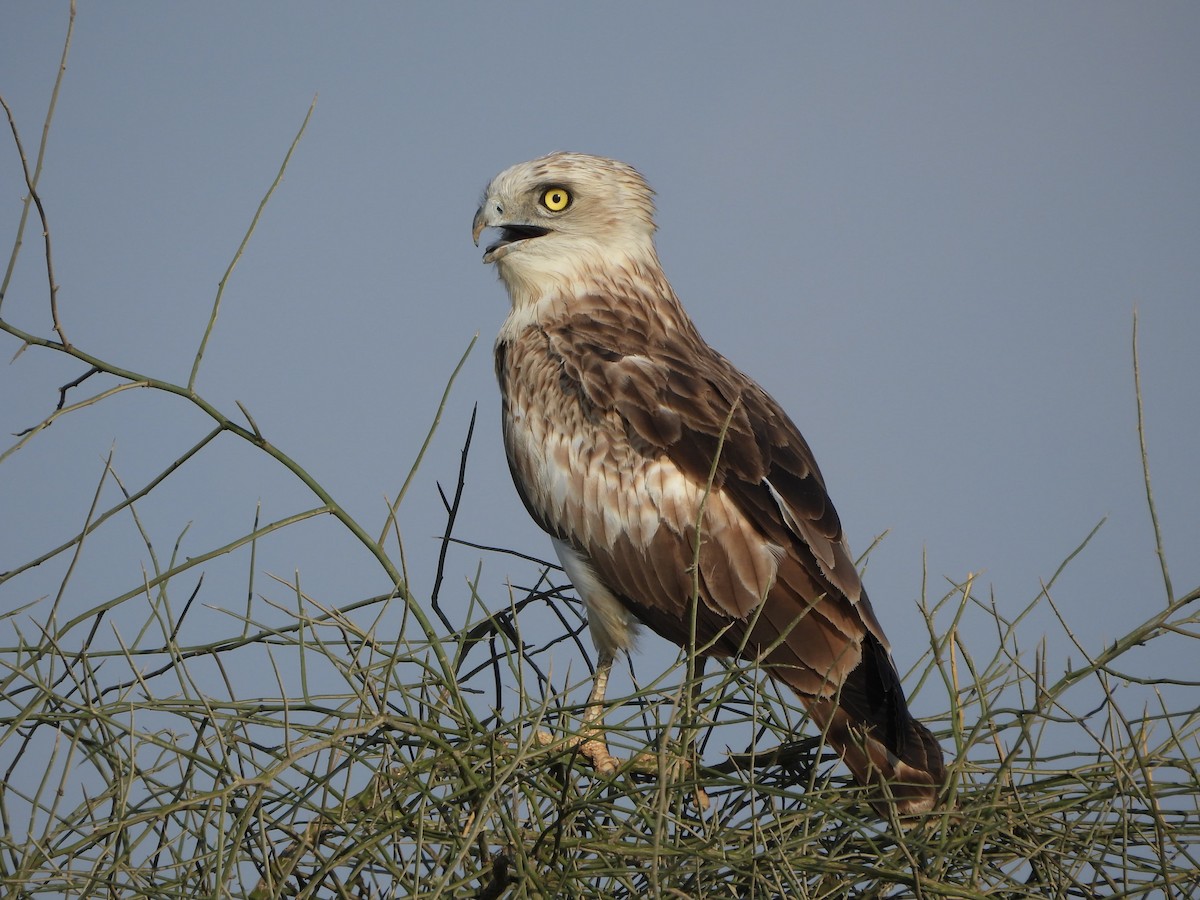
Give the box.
[473,152,945,817]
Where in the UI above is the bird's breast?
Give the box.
[499,329,661,549]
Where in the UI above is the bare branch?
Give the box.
[0,93,68,346]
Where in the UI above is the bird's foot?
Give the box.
[533,728,620,775]
[532,729,709,808]
[578,736,620,776]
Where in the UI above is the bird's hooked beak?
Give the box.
[471,204,491,249]
[472,200,550,264]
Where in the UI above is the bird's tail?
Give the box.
[785,630,946,819]
[804,698,946,819]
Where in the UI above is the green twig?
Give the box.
[188,95,317,391]
[1132,309,1174,605]
[0,0,75,326]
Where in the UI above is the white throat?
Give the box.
[493,234,658,310]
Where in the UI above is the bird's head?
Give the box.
[473,152,658,305]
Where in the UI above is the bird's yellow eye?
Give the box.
[541,187,571,212]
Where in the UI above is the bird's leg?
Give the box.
[578,650,620,775]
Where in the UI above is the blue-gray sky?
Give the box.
[2,4,1197,718]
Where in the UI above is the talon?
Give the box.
[579,738,620,775]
